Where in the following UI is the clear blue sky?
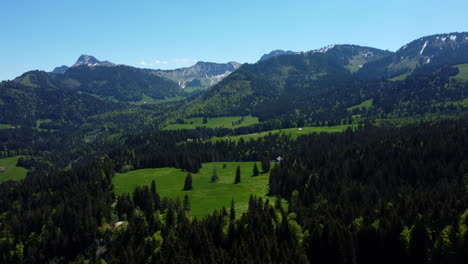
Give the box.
[1,0,467,81]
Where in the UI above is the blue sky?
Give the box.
[1,0,467,81]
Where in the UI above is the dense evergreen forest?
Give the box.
[0,119,467,263]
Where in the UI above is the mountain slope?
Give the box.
[259,50,298,61]
[358,32,468,78]
[62,65,183,101]
[0,75,123,127]
[180,45,392,119]
[150,61,241,89]
[51,65,69,74]
[18,64,184,102]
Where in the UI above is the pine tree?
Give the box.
[230,199,236,220]
[211,166,219,183]
[253,163,259,176]
[261,159,270,173]
[183,173,193,190]
[183,195,190,212]
[234,165,241,184]
[150,180,160,211]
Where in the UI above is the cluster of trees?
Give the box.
[268,120,468,263]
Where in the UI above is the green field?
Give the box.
[113,162,274,218]
[0,156,28,183]
[0,124,14,129]
[452,64,468,82]
[209,124,355,142]
[389,73,409,81]
[163,116,259,130]
[347,99,373,111]
[184,86,206,93]
[18,74,39,87]
[130,94,185,105]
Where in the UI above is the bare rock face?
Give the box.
[151,61,241,88]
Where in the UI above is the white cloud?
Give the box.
[174,58,196,64]
[138,59,169,68]
[155,60,168,65]
[138,58,196,68]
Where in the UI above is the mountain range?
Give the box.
[51,55,241,90]
[2,31,468,131]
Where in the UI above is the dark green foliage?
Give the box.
[0,158,114,263]
[183,195,190,212]
[183,173,193,190]
[261,159,270,173]
[230,199,236,220]
[63,65,184,101]
[253,163,259,176]
[234,165,241,184]
[0,77,123,127]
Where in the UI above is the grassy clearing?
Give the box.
[34,119,58,132]
[18,74,39,87]
[347,99,373,111]
[451,64,468,82]
[113,162,274,218]
[36,119,52,127]
[389,73,409,82]
[208,124,355,142]
[345,65,361,73]
[163,116,259,130]
[0,156,28,183]
[130,94,185,105]
[0,124,14,129]
[184,87,206,93]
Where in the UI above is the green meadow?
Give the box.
[389,73,409,81]
[0,124,15,129]
[209,124,355,142]
[163,116,259,130]
[0,156,28,183]
[347,99,373,111]
[452,64,468,82]
[113,162,274,218]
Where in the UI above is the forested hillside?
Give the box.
[15,65,184,102]
[0,120,467,263]
[0,79,123,127]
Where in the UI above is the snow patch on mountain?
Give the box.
[420,41,429,55]
[313,45,336,53]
